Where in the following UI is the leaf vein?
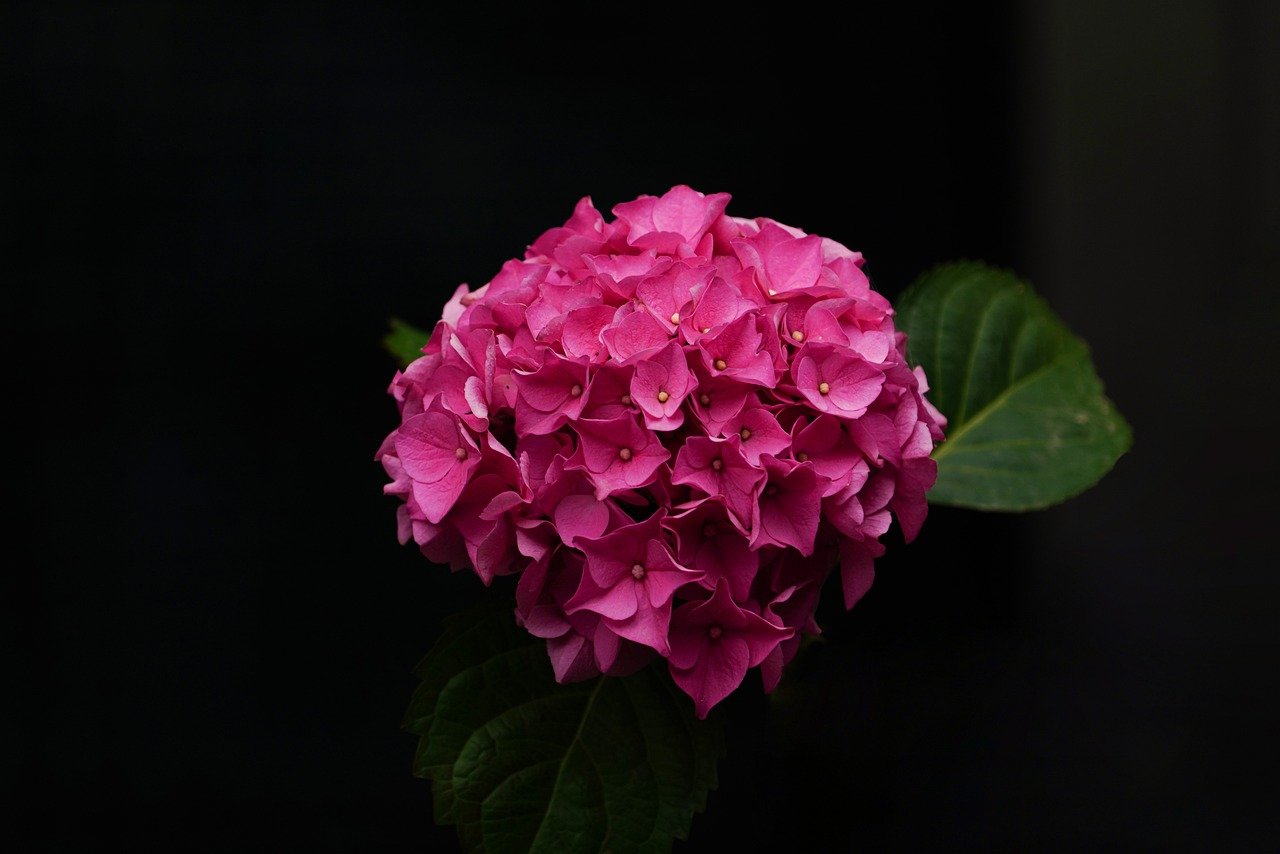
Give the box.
[528,677,608,850]
[933,349,1080,462]
[955,285,1020,424]
[932,267,983,408]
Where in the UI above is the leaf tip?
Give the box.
[383,316,431,367]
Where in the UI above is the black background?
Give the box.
[10,3,1279,850]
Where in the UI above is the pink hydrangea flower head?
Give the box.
[378,187,945,714]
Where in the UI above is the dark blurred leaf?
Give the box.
[383,317,430,367]
[406,604,723,853]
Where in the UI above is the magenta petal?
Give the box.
[514,352,586,411]
[667,620,704,672]
[725,404,790,465]
[615,185,730,250]
[751,456,826,555]
[700,312,779,388]
[567,575,640,620]
[580,362,636,420]
[793,353,820,397]
[891,456,937,543]
[758,500,813,553]
[603,306,669,363]
[644,568,694,609]
[829,361,884,412]
[764,235,823,293]
[572,415,670,497]
[553,494,611,545]
[759,646,785,694]
[670,636,750,720]
[410,466,468,525]
[632,359,665,401]
[562,304,617,361]
[605,597,672,655]
[791,414,861,496]
[803,306,849,345]
[574,415,633,473]
[839,537,878,609]
[683,277,751,339]
[672,435,763,528]
[547,633,601,683]
[632,347,690,431]
[848,412,900,466]
[524,605,571,640]
[695,538,757,601]
[850,329,892,363]
[651,186,730,242]
[593,622,621,672]
[395,410,471,484]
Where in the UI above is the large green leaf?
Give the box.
[406,604,723,853]
[383,317,431,367]
[896,262,1131,510]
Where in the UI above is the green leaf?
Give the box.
[896,261,1131,511]
[406,603,724,853]
[383,317,431,367]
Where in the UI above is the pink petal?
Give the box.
[682,277,752,341]
[553,494,611,545]
[394,410,471,484]
[410,463,470,525]
[764,235,823,293]
[562,304,617,361]
[670,637,751,720]
[828,360,884,413]
[652,186,731,242]
[567,576,640,620]
[605,598,672,655]
[547,632,600,683]
[603,306,670,363]
[644,567,696,610]
[839,537,878,609]
[593,622,621,672]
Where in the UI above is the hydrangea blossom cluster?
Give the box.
[377,186,945,717]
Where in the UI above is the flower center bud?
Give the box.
[711,459,723,471]
[670,312,681,324]
[768,288,778,296]
[739,428,752,441]
[818,381,831,395]
[621,394,632,405]
[708,624,723,640]
[454,447,467,460]
[765,484,779,497]
[460,293,477,306]
[701,326,711,333]
[791,329,805,341]
[657,390,670,403]
[713,359,727,371]
[570,383,583,397]
[699,393,711,405]
[631,563,646,580]
[796,452,809,462]
[618,447,633,461]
